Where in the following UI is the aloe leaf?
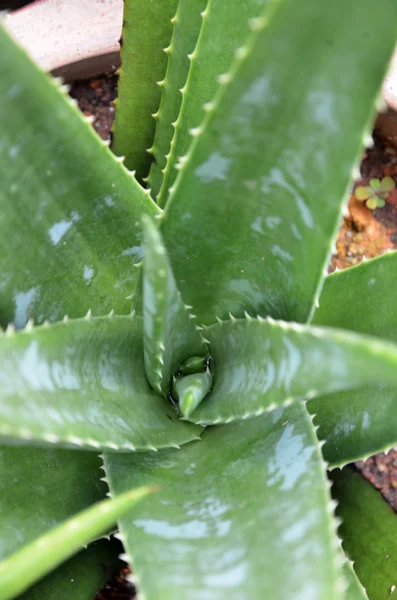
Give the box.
[188,317,397,425]
[0,24,160,329]
[161,0,397,325]
[309,252,397,467]
[344,562,369,600]
[0,447,106,560]
[105,403,343,600]
[147,0,208,198]
[331,466,397,600]
[112,0,178,181]
[19,539,122,600]
[142,217,208,396]
[0,315,201,451]
[0,485,152,600]
[157,0,268,206]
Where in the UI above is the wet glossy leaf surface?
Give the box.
[0,25,159,329]
[310,252,397,466]
[0,316,200,451]
[113,0,178,180]
[142,217,208,396]
[332,467,397,600]
[189,317,397,424]
[18,539,122,600]
[0,446,106,560]
[105,404,342,600]
[148,0,208,198]
[158,0,267,206]
[162,0,397,325]
[0,486,151,600]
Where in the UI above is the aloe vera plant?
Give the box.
[2,0,397,598]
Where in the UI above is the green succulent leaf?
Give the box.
[344,561,369,600]
[147,0,208,198]
[0,24,160,329]
[188,316,397,425]
[0,315,201,451]
[19,539,122,600]
[310,252,397,467]
[105,403,343,600]
[331,467,397,600]
[161,0,397,325]
[142,217,208,397]
[0,447,106,560]
[0,485,152,600]
[158,0,267,206]
[112,0,178,181]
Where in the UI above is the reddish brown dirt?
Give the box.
[69,75,397,592]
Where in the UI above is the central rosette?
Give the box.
[171,356,213,418]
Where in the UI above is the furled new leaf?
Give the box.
[309,252,397,466]
[188,317,397,424]
[162,0,397,324]
[142,216,208,396]
[0,315,200,451]
[112,0,178,180]
[157,0,268,205]
[105,404,343,600]
[331,467,397,600]
[0,24,160,329]
[147,0,208,198]
[0,486,152,600]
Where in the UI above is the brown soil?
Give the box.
[69,74,397,594]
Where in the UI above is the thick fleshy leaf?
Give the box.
[162,0,397,325]
[331,467,397,600]
[147,0,208,198]
[310,252,397,466]
[0,485,152,600]
[157,0,268,206]
[105,404,343,600]
[0,315,201,451]
[19,539,122,600]
[0,24,160,330]
[188,317,397,425]
[0,446,106,560]
[344,562,369,600]
[142,217,208,396]
[112,0,178,181]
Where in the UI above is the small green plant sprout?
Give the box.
[354,176,395,209]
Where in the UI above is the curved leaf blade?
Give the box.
[112,0,178,181]
[310,252,397,467]
[0,447,106,560]
[105,404,344,600]
[0,486,152,600]
[344,562,369,600]
[189,317,397,425]
[19,539,122,600]
[0,315,201,451]
[147,0,208,198]
[157,0,268,206]
[162,0,397,325]
[332,467,397,600]
[0,24,160,329]
[142,217,208,396]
